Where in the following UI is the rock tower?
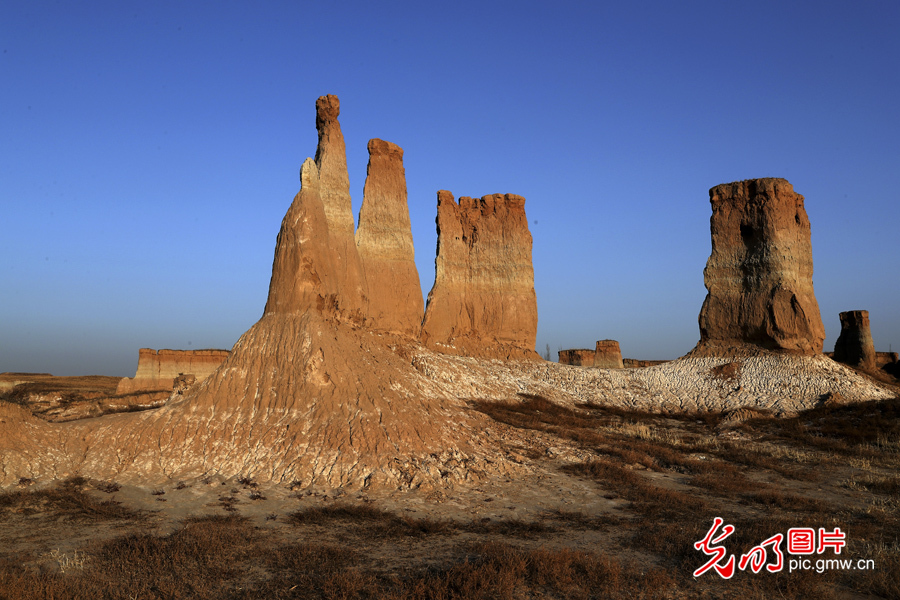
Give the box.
[832,310,876,370]
[313,94,368,323]
[116,348,230,394]
[421,191,539,359]
[355,139,424,335]
[0,95,542,489]
[697,178,825,355]
[593,340,624,369]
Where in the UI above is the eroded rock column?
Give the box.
[116,348,230,394]
[697,178,825,355]
[593,340,624,369]
[421,191,538,359]
[833,310,876,370]
[314,94,368,322]
[355,139,424,335]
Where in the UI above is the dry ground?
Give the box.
[1,392,899,599]
[0,373,170,422]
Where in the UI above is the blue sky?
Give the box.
[2,1,898,376]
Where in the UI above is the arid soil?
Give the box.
[0,373,168,422]
[1,377,898,599]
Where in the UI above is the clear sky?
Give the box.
[2,1,898,376]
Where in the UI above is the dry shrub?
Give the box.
[849,540,900,599]
[381,542,675,600]
[563,459,708,518]
[90,515,256,595]
[630,516,845,600]
[619,439,724,475]
[740,490,830,513]
[288,503,452,537]
[744,396,900,457]
[0,477,140,521]
[0,515,256,600]
[844,473,900,495]
[690,470,758,495]
[545,509,621,530]
[462,518,556,536]
[248,542,366,600]
[711,442,813,480]
[0,518,677,600]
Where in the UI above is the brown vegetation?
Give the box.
[1,394,898,599]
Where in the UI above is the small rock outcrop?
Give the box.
[697,178,825,355]
[355,139,424,335]
[314,94,368,322]
[832,310,876,370]
[420,191,539,359]
[116,349,230,394]
[558,349,595,366]
[623,359,670,368]
[593,340,624,369]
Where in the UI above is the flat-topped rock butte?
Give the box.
[420,191,539,359]
[0,102,895,492]
[116,348,230,394]
[696,178,825,356]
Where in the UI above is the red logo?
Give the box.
[694,519,847,578]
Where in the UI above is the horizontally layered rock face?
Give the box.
[558,349,595,366]
[314,94,368,323]
[593,340,624,369]
[355,139,424,335]
[421,191,539,359]
[116,349,230,394]
[697,178,825,355]
[832,310,876,370]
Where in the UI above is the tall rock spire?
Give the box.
[355,138,424,335]
[314,94,368,322]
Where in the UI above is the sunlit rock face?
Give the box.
[355,138,424,336]
[697,178,825,355]
[593,340,624,369]
[313,94,369,324]
[558,349,595,366]
[832,310,876,370]
[263,158,340,318]
[116,349,230,394]
[421,191,539,360]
